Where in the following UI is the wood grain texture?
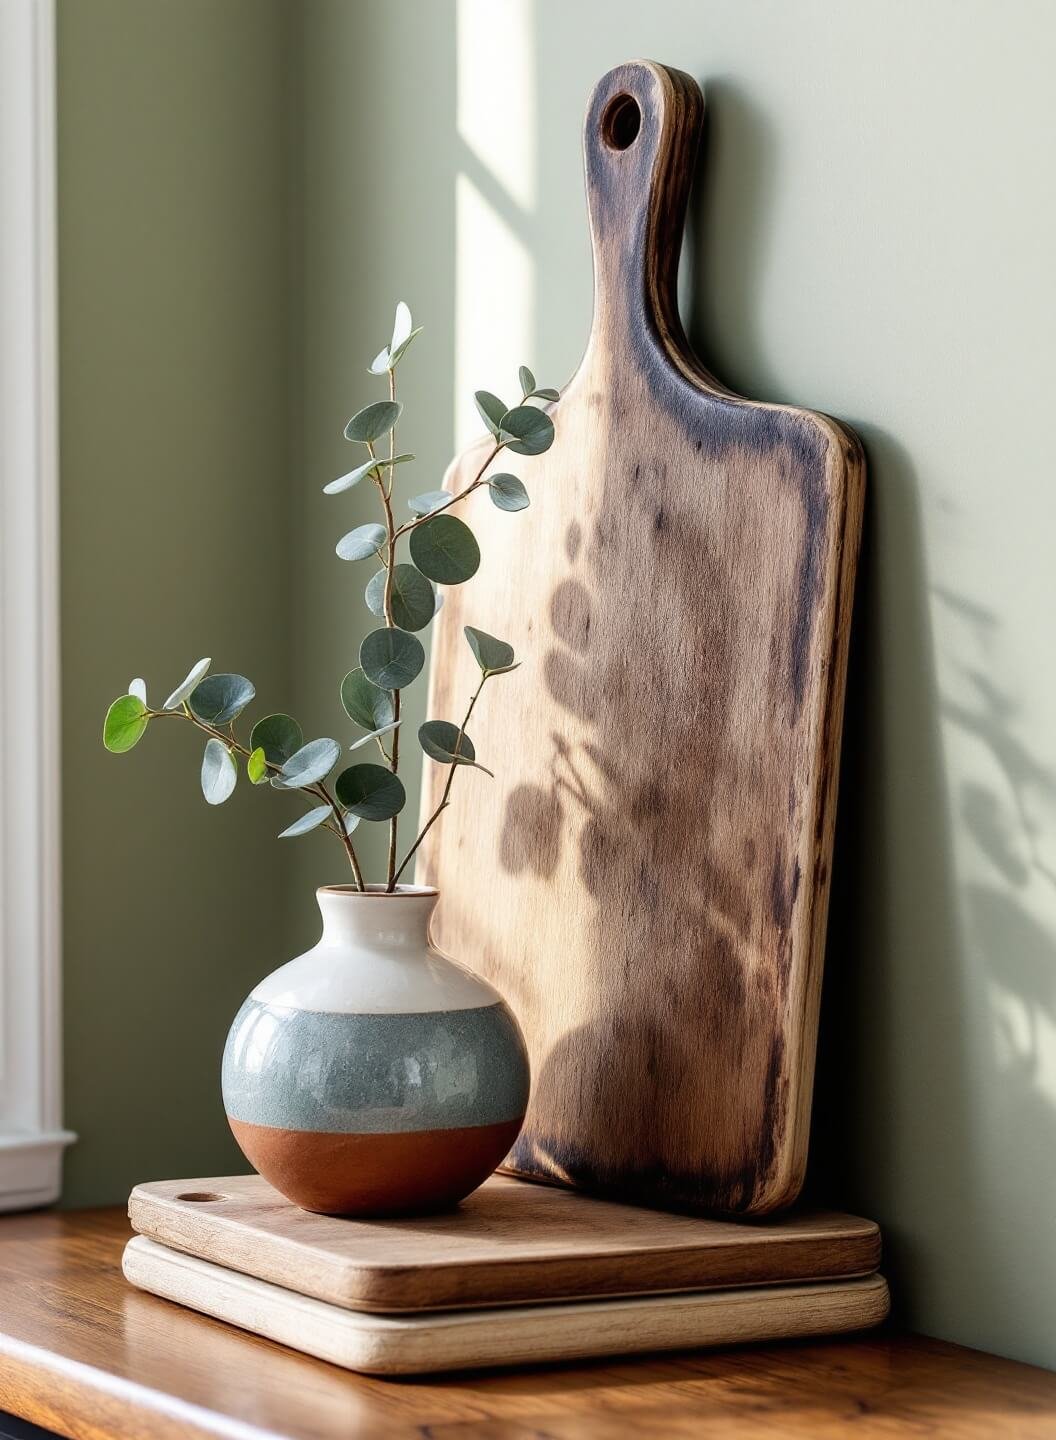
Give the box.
[123,1236,889,1376]
[127,1172,881,1313]
[2,1209,1056,1440]
[419,60,866,1216]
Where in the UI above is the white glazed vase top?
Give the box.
[221,886,530,1216]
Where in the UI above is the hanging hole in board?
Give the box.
[601,93,641,151]
[176,1191,226,1203]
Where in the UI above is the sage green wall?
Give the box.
[58,0,1056,1373]
[58,0,292,1204]
[291,0,1056,1369]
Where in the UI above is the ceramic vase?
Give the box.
[221,885,530,1216]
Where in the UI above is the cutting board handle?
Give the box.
[584,61,704,354]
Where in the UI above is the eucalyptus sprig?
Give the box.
[102,303,558,892]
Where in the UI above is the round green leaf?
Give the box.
[336,523,387,562]
[201,738,237,805]
[247,746,268,784]
[273,737,342,789]
[250,713,303,766]
[335,763,407,821]
[341,668,394,730]
[364,564,435,632]
[344,400,402,443]
[531,386,560,401]
[418,720,476,764]
[407,490,450,516]
[360,627,425,690]
[518,365,536,396]
[189,674,256,726]
[409,514,480,584]
[278,804,331,838]
[474,390,507,436]
[163,657,210,710]
[103,694,148,753]
[464,625,516,674]
[488,474,530,511]
[499,404,554,456]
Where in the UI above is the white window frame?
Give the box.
[0,0,74,1209]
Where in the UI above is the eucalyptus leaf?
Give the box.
[418,720,492,775]
[499,404,555,456]
[387,325,423,369]
[189,673,255,726]
[335,763,407,821]
[518,365,536,396]
[349,719,401,751]
[464,625,517,674]
[365,564,435,632]
[323,456,385,495]
[488,474,530,511]
[250,712,303,766]
[163,657,210,710]
[391,300,413,351]
[407,490,450,516]
[530,386,560,402]
[201,738,237,805]
[128,677,147,704]
[336,523,387,562]
[342,810,361,835]
[360,627,425,690]
[474,390,507,437]
[409,514,480,584]
[343,400,403,443]
[278,804,331,839]
[273,737,342,789]
[340,668,394,730]
[103,694,148,753]
[247,746,269,784]
[368,345,391,376]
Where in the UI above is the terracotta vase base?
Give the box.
[228,1115,525,1217]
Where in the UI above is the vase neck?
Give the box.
[315,886,438,953]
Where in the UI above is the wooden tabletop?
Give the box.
[1,1209,1055,1439]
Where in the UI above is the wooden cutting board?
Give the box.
[123,1238,888,1376]
[127,1174,881,1313]
[418,60,865,1216]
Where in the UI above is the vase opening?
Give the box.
[318,883,438,898]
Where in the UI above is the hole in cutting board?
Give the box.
[602,93,641,151]
[176,1191,226,1203]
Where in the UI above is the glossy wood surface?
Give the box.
[128,1173,881,1312]
[419,59,866,1217]
[2,1209,1055,1439]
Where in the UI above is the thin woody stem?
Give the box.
[147,707,365,889]
[393,675,486,886]
[391,443,502,543]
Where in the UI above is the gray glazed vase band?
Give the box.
[223,997,529,1135]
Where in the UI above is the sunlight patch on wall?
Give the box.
[454,0,536,450]
[454,174,536,450]
[456,0,536,212]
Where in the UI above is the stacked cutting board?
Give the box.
[124,58,882,1376]
[125,1174,888,1375]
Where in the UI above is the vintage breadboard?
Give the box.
[418,60,865,1215]
[127,1173,882,1313]
[123,1237,889,1376]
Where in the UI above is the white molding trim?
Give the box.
[0,0,75,1209]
